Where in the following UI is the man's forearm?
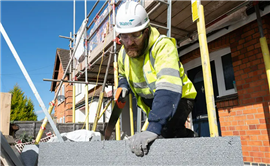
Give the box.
[147,89,182,135]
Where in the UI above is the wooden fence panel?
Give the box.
[13,121,105,140]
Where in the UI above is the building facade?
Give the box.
[181,14,270,164]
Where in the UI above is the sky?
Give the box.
[0,0,106,121]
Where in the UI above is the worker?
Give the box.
[115,1,197,157]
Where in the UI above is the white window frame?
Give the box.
[75,83,82,96]
[183,47,237,98]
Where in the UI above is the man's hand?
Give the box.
[121,87,128,99]
[114,87,129,102]
[128,131,158,157]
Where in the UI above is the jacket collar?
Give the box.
[147,26,160,50]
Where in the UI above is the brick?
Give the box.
[251,91,268,98]
[244,94,251,99]
[247,52,256,58]
[246,119,259,125]
[252,146,260,152]
[242,84,250,89]
[261,73,267,79]
[248,125,256,130]
[263,95,270,101]
[218,110,229,117]
[244,39,257,48]
[261,130,268,135]
[233,131,239,135]
[234,116,246,121]
[254,42,261,48]
[236,111,243,115]
[265,153,270,160]
[263,141,269,146]
[245,62,251,68]
[242,57,249,63]
[222,131,233,136]
[254,113,265,119]
[233,60,242,66]
[238,121,245,126]
[242,145,251,152]
[242,98,255,105]
[242,29,255,38]
[256,124,266,130]
[241,74,248,79]
[239,131,246,135]
[249,135,258,141]
[241,140,248,146]
[250,152,264,158]
[260,146,270,152]
[235,126,248,131]
[257,134,269,140]
[232,121,238,126]
[259,119,266,124]
[253,85,261,92]
[251,59,261,66]
[220,121,231,126]
[242,151,249,157]
[253,157,262,163]
[256,107,265,113]
[238,54,245,60]
[231,51,240,57]
[258,63,265,69]
[262,157,270,164]
[252,32,260,39]
[221,126,226,131]
[246,130,261,135]
[243,156,253,162]
[247,114,254,119]
[247,141,262,146]
[237,45,243,50]
[244,77,252,83]
[234,70,244,76]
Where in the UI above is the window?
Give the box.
[184,47,236,98]
[221,53,235,91]
[57,84,65,105]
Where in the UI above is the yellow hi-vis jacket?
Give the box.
[118,27,197,116]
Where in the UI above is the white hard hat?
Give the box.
[115,1,149,34]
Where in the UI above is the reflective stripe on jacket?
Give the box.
[118,26,197,115]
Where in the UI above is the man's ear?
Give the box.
[144,27,149,34]
[143,27,150,38]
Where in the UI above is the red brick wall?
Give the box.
[54,61,73,123]
[181,14,270,164]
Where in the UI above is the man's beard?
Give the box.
[124,36,148,58]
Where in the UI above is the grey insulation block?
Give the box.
[38,136,243,166]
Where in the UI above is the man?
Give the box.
[115,1,197,157]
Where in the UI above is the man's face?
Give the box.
[120,29,148,58]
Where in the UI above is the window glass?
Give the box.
[221,53,235,90]
[184,47,235,98]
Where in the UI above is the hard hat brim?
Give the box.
[115,21,149,34]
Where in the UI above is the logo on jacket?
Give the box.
[119,19,134,26]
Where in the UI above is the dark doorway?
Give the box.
[187,61,221,137]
